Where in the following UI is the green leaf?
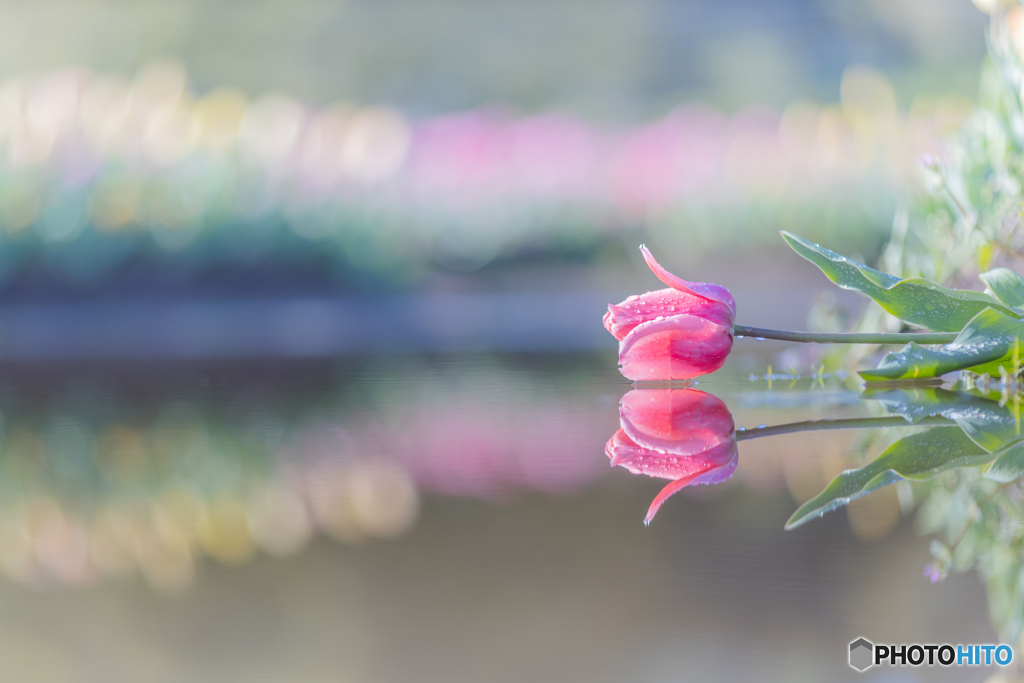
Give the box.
[865,386,1023,452]
[984,440,1024,482]
[981,268,1024,308]
[860,307,1024,381]
[781,231,1019,332]
[786,427,994,529]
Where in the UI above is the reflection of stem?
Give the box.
[733,325,956,345]
[735,416,955,441]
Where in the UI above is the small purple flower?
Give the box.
[923,561,947,584]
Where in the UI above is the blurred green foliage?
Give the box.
[850,4,1024,649]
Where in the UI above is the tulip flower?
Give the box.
[604,246,736,380]
[605,240,968,382]
[605,388,738,523]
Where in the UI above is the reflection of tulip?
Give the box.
[604,246,735,380]
[606,388,737,523]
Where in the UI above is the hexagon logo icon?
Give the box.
[849,638,874,672]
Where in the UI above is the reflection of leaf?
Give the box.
[786,427,994,529]
[782,232,1018,332]
[984,441,1024,482]
[981,268,1024,308]
[865,386,1022,452]
[860,308,1024,381]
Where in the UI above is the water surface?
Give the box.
[0,354,997,682]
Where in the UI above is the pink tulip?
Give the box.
[603,246,735,380]
[605,388,737,523]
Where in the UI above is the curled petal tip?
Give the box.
[642,502,660,526]
[643,473,701,524]
[638,246,736,316]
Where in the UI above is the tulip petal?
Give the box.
[608,429,737,478]
[619,388,734,455]
[603,288,734,341]
[640,245,736,316]
[618,314,733,380]
[689,444,739,486]
[642,444,739,525]
[643,472,705,525]
[605,428,639,468]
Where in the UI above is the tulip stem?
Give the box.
[735,415,954,441]
[733,325,957,345]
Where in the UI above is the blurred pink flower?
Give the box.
[603,246,735,380]
[606,388,737,524]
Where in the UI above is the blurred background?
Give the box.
[0,0,1006,681]
[0,0,986,337]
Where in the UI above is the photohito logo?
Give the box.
[849,638,873,672]
[848,637,1013,672]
